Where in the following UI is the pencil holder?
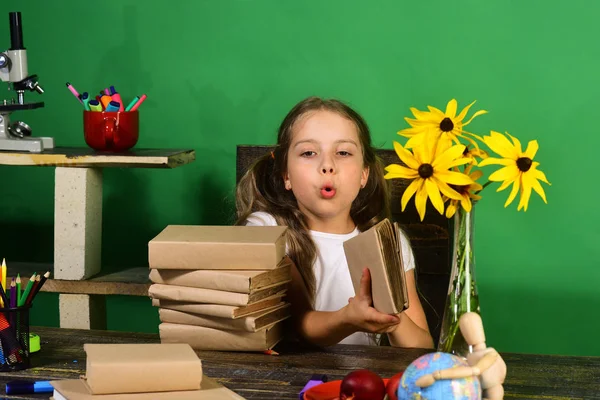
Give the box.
[83,110,139,152]
[0,304,31,371]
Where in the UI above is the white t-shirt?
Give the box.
[244,211,416,345]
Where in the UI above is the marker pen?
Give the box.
[88,99,103,112]
[129,94,147,111]
[80,92,90,111]
[104,101,120,112]
[111,92,124,111]
[299,375,328,399]
[66,82,82,104]
[125,96,139,112]
[6,380,53,394]
[100,95,112,109]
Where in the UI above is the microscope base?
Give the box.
[0,136,54,153]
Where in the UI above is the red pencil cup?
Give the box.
[83,110,139,152]
[0,304,31,371]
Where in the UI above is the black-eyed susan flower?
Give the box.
[463,146,489,166]
[444,165,483,218]
[399,99,488,151]
[384,135,475,221]
[478,131,550,211]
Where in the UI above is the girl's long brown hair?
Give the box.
[235,96,391,306]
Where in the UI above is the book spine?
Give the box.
[159,309,257,332]
[148,242,285,270]
[149,269,251,293]
[86,362,202,395]
[148,284,251,306]
[159,323,280,351]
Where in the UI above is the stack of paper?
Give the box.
[147,225,292,351]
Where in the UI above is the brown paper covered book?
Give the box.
[149,257,292,293]
[159,303,291,332]
[159,321,283,351]
[152,293,286,318]
[148,282,287,306]
[50,375,244,400]
[148,225,287,270]
[343,218,409,315]
[83,343,202,395]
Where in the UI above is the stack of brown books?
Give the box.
[147,225,291,352]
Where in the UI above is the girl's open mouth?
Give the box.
[320,186,336,199]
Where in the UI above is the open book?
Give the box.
[342,218,409,315]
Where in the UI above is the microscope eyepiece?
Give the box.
[9,12,25,50]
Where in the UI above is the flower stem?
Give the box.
[438,205,480,356]
[476,181,492,194]
[441,229,467,352]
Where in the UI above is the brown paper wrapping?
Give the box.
[83,343,202,395]
[148,283,287,306]
[158,303,290,332]
[151,294,286,318]
[148,258,291,293]
[159,321,283,351]
[50,375,245,399]
[148,225,287,270]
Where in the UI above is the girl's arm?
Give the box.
[387,269,434,349]
[287,263,400,347]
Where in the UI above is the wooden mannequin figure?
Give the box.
[460,312,507,400]
[415,312,507,400]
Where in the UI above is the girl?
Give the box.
[235,96,434,349]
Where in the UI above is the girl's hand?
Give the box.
[343,267,400,334]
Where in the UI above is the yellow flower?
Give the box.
[444,165,483,218]
[478,131,551,211]
[384,136,475,221]
[398,99,488,150]
[463,146,489,166]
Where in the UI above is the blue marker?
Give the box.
[104,101,120,112]
[6,380,53,394]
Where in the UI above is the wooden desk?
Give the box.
[0,327,597,399]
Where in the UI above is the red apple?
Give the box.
[339,369,386,400]
[385,371,403,400]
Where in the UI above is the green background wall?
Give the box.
[0,1,597,357]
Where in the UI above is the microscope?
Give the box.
[0,11,53,152]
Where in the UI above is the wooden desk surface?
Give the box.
[0,326,598,399]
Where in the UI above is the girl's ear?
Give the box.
[361,166,370,188]
[283,173,292,190]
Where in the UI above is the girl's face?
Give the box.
[284,110,369,233]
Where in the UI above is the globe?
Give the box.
[397,352,481,400]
